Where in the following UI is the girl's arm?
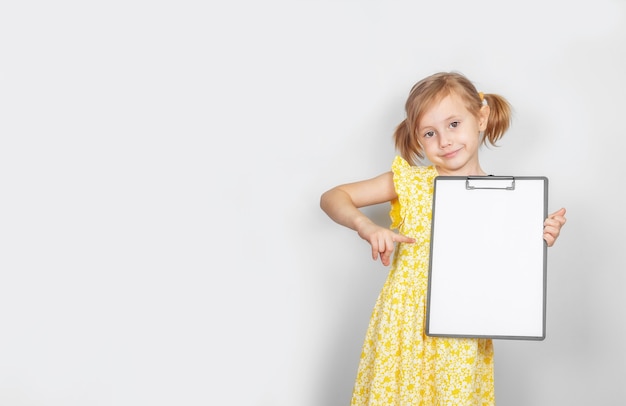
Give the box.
[544,207,567,247]
[320,171,415,266]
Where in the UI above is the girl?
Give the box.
[320,71,567,405]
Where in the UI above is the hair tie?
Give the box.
[478,92,487,105]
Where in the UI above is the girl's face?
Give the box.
[417,93,490,176]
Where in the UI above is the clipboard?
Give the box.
[425,175,548,340]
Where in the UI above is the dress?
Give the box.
[351,156,495,406]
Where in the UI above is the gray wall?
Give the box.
[1,1,624,405]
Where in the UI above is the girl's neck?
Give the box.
[435,164,487,177]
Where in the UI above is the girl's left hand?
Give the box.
[544,208,567,247]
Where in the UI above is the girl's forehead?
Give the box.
[421,93,468,121]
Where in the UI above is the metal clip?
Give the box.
[465,176,515,190]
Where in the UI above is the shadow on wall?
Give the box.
[313,282,375,406]
[313,205,391,406]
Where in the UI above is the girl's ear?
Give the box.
[478,105,490,131]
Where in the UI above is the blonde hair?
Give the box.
[393,72,512,165]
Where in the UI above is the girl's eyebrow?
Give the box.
[419,115,462,131]
[417,125,434,134]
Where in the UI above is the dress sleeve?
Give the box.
[389,156,411,230]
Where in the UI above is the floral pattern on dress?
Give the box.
[351,156,495,406]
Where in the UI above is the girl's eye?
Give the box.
[424,131,435,138]
[449,121,459,128]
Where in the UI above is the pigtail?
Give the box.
[393,118,423,164]
[482,94,512,146]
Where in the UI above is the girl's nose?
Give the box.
[439,133,452,148]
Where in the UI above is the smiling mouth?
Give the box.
[442,148,461,158]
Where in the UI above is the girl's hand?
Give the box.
[544,208,567,247]
[356,220,415,266]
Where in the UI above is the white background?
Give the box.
[1,1,624,405]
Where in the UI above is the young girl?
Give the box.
[320,71,567,405]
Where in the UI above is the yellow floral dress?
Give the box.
[351,156,495,406]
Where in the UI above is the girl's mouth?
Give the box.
[442,148,461,159]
